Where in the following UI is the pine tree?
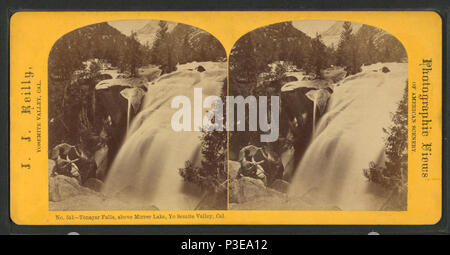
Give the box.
[355,25,380,65]
[229,33,259,84]
[308,34,328,78]
[118,31,144,76]
[180,32,192,64]
[336,22,362,76]
[151,21,176,73]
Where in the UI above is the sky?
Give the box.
[109,19,339,38]
[292,20,337,37]
[107,20,151,36]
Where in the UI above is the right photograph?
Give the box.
[228,20,408,211]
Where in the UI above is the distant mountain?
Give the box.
[135,21,177,47]
[320,21,363,48]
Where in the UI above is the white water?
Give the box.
[120,87,146,132]
[288,63,408,210]
[102,61,226,210]
[312,99,317,135]
[305,89,333,138]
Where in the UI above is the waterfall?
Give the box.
[126,100,131,132]
[102,62,226,210]
[288,63,408,210]
[120,87,146,133]
[312,98,317,135]
[305,88,332,140]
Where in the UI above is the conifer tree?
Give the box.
[151,21,175,73]
[118,31,145,76]
[308,34,328,78]
[336,21,362,75]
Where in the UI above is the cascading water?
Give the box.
[120,87,145,132]
[102,62,226,210]
[305,88,332,138]
[288,63,408,210]
[312,99,317,135]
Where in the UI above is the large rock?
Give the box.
[270,179,290,193]
[228,160,241,180]
[49,175,159,211]
[229,176,285,204]
[120,87,145,115]
[280,87,316,171]
[382,66,391,73]
[230,187,341,210]
[196,65,206,72]
[305,88,332,115]
[49,175,94,202]
[84,178,104,192]
[194,191,227,210]
[49,194,159,211]
[229,195,340,210]
[48,159,56,177]
[95,85,131,168]
[94,145,109,180]
[229,159,287,203]
[229,180,341,210]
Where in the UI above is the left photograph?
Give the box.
[48,20,227,210]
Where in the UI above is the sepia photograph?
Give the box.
[228,20,408,211]
[7,6,446,229]
[46,18,408,212]
[48,19,227,210]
